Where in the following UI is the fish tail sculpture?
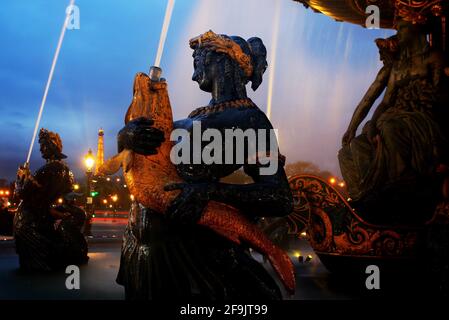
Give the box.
[99,71,296,294]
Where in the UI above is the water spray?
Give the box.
[150,0,176,82]
[266,0,281,121]
[24,0,76,167]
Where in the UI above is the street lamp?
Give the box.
[111,194,118,212]
[84,149,95,172]
[84,148,95,236]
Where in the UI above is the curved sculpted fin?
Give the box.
[98,152,124,176]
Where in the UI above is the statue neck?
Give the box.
[210,71,247,105]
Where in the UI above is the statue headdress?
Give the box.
[375,36,399,53]
[38,128,67,159]
[189,30,254,78]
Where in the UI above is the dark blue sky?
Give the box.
[0,0,392,182]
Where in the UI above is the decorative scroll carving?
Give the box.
[288,174,431,258]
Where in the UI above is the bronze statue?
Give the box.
[14,128,88,271]
[114,31,293,299]
[339,20,449,223]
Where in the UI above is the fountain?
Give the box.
[284,1,449,295]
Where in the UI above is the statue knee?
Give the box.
[338,145,351,162]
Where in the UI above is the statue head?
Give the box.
[375,35,399,66]
[189,30,267,95]
[38,128,67,160]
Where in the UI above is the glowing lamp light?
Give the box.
[329,177,336,185]
[57,198,63,204]
[293,251,301,258]
[5,191,10,196]
[106,177,111,182]
[0,191,4,195]
[103,199,108,204]
[130,195,135,201]
[84,149,95,172]
[73,184,80,191]
[111,195,118,202]
[339,182,345,188]
[300,231,307,238]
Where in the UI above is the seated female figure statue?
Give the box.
[14,128,88,271]
[339,21,449,224]
[116,31,293,300]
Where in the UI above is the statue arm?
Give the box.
[209,158,293,218]
[342,65,391,145]
[15,166,42,201]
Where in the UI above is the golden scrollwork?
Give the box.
[395,0,444,24]
[288,175,427,258]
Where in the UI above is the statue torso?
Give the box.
[173,102,272,182]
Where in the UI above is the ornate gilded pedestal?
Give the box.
[287,175,449,273]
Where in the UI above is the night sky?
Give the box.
[0,0,393,182]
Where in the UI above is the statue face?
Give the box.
[192,49,217,93]
[39,140,54,159]
[39,139,61,160]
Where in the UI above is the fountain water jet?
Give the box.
[266,0,281,121]
[25,0,76,165]
[154,0,176,69]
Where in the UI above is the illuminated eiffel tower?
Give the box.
[94,128,104,176]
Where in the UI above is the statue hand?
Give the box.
[363,121,379,145]
[163,182,214,224]
[16,164,31,183]
[342,128,356,146]
[117,117,165,155]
